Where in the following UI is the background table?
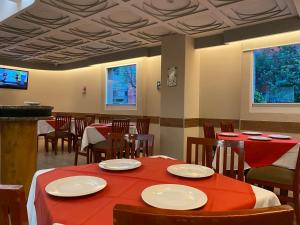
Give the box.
[215,133,300,169]
[37,119,76,135]
[27,157,280,225]
[80,124,137,151]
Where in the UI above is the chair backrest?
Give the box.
[0,185,28,225]
[220,121,235,132]
[203,122,216,138]
[85,115,96,126]
[112,119,130,134]
[74,117,87,137]
[186,137,220,167]
[134,134,154,157]
[106,133,133,159]
[99,116,112,124]
[136,118,150,134]
[215,140,245,181]
[113,204,294,225]
[293,145,300,188]
[55,115,72,132]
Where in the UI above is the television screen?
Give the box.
[0,68,28,89]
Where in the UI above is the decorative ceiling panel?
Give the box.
[0,0,298,66]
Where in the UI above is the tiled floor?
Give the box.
[37,137,86,170]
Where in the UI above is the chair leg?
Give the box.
[68,137,72,153]
[294,192,300,225]
[86,148,90,164]
[74,148,78,166]
[53,139,58,155]
[61,138,64,152]
[45,137,49,152]
[280,189,288,204]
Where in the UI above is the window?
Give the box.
[253,43,300,103]
[106,64,136,105]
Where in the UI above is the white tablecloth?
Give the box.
[37,120,76,135]
[27,156,280,225]
[212,143,300,171]
[80,125,137,151]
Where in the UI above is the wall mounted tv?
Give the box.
[0,68,28,90]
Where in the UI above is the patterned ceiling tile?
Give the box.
[77,42,116,54]
[20,41,63,52]
[58,49,93,58]
[133,0,207,21]
[93,10,156,32]
[222,0,293,25]
[0,18,48,38]
[40,32,89,47]
[208,0,245,7]
[41,54,73,62]
[6,47,42,57]
[169,13,228,35]
[40,0,118,17]
[63,22,118,41]
[131,26,174,43]
[0,32,25,49]
[103,35,145,49]
[16,4,78,29]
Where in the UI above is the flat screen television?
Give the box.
[0,68,28,90]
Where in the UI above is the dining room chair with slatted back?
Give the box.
[85,114,96,126]
[220,121,235,132]
[99,116,112,125]
[246,144,300,224]
[74,117,90,165]
[0,185,28,225]
[203,122,216,138]
[45,115,72,155]
[136,118,150,134]
[113,204,294,225]
[134,134,154,157]
[186,137,220,167]
[112,119,130,134]
[93,133,131,162]
[215,140,245,181]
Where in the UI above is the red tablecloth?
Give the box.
[217,133,299,168]
[35,158,255,225]
[46,119,56,128]
[90,124,111,138]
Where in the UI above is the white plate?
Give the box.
[242,131,263,135]
[141,184,207,210]
[99,159,141,171]
[24,101,40,106]
[248,136,272,141]
[218,132,239,137]
[167,164,214,178]
[45,176,107,197]
[268,134,291,139]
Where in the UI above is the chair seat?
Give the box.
[247,166,294,186]
[45,131,70,138]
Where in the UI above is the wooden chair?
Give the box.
[186,137,245,181]
[203,122,216,138]
[136,118,150,134]
[113,204,294,225]
[74,117,91,165]
[93,133,133,162]
[220,121,235,132]
[99,117,112,124]
[85,115,96,126]
[45,115,72,154]
[112,119,130,133]
[0,185,28,225]
[134,134,154,157]
[246,144,300,224]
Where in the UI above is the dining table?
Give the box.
[80,123,137,151]
[215,132,300,170]
[27,156,280,225]
[37,119,76,136]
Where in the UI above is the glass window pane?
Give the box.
[106,64,136,105]
[253,43,300,103]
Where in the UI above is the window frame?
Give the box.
[105,63,137,108]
